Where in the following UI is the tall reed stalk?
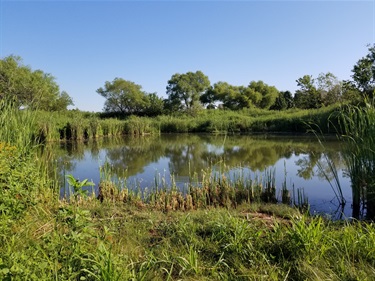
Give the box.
[338,101,375,219]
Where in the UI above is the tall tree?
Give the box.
[294,75,322,109]
[205,82,254,110]
[166,71,210,111]
[351,44,375,98]
[205,81,278,110]
[316,72,342,106]
[247,81,279,109]
[145,93,164,116]
[0,55,73,110]
[97,78,150,114]
[270,91,294,110]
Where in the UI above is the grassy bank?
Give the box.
[30,105,339,141]
[1,198,374,280]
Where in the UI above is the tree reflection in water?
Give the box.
[47,134,350,217]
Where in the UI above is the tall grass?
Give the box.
[0,99,38,150]
[26,105,340,141]
[96,161,309,211]
[337,101,375,219]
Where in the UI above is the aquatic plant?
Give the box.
[337,101,375,219]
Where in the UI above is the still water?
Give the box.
[52,134,353,218]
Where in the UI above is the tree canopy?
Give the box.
[0,55,73,111]
[294,73,344,109]
[97,78,151,115]
[202,80,278,110]
[350,44,375,99]
[166,71,210,112]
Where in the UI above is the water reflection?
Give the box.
[47,134,352,218]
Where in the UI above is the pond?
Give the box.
[51,134,353,219]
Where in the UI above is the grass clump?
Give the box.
[337,101,375,219]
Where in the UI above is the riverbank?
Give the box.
[2,198,374,280]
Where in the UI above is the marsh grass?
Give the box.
[335,101,375,219]
[96,160,314,214]
[28,105,339,141]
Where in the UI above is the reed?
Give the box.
[337,101,375,219]
[6,105,340,142]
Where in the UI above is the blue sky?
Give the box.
[1,0,374,112]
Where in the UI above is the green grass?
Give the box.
[28,105,340,141]
[1,198,374,280]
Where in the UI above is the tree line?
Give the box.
[1,45,374,114]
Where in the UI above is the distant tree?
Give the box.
[97,78,150,114]
[316,72,343,106]
[270,91,294,110]
[341,81,362,104]
[206,81,278,110]
[145,93,164,116]
[294,75,322,109]
[207,82,253,110]
[166,71,210,112]
[200,86,219,109]
[350,44,375,98]
[247,81,279,109]
[0,55,73,110]
[50,91,74,111]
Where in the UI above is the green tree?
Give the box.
[316,72,343,106]
[97,78,150,115]
[294,75,322,109]
[270,91,294,110]
[50,91,74,111]
[247,81,279,109]
[0,55,73,110]
[200,86,219,109]
[166,71,210,112]
[145,93,164,116]
[206,82,253,110]
[206,81,278,110]
[350,44,375,98]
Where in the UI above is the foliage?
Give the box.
[270,91,294,110]
[66,174,95,201]
[294,75,322,109]
[166,71,210,112]
[0,55,73,111]
[294,73,344,109]
[351,44,375,98]
[145,92,164,116]
[248,80,279,109]
[0,142,42,219]
[203,80,279,110]
[97,78,151,115]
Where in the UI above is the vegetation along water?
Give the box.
[0,46,375,279]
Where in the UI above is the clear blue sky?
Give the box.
[1,0,374,112]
